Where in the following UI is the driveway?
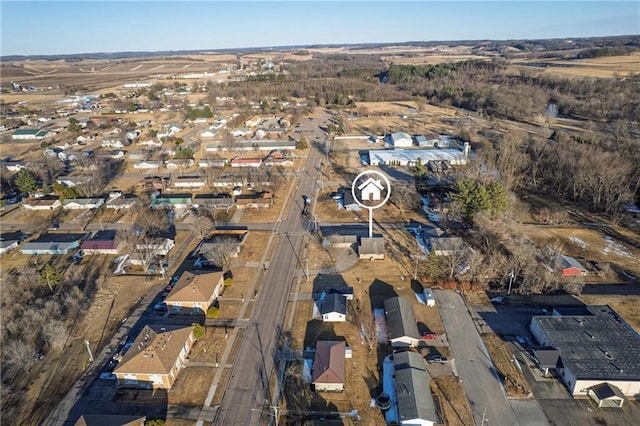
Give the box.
[434,289,520,426]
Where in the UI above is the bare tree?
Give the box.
[191,215,214,240]
[3,339,36,374]
[348,298,378,352]
[390,183,418,214]
[203,237,238,272]
[134,237,160,273]
[42,320,70,351]
[135,208,170,237]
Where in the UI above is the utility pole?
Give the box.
[84,339,94,362]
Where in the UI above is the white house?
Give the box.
[62,198,105,210]
[321,293,347,322]
[135,238,175,256]
[101,139,125,149]
[394,351,438,426]
[137,139,162,147]
[200,130,217,138]
[23,197,62,210]
[173,176,206,189]
[133,161,162,169]
[165,159,194,169]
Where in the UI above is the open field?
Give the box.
[512,53,640,78]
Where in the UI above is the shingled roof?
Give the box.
[165,270,224,304]
[113,325,193,376]
[312,341,346,385]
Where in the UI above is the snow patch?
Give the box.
[569,237,588,249]
[382,355,399,424]
[603,236,632,258]
[373,308,389,343]
[303,359,312,382]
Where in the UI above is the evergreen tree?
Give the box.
[14,169,36,195]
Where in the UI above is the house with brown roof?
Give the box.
[164,270,224,315]
[22,196,61,211]
[75,414,146,426]
[312,340,346,392]
[113,325,194,389]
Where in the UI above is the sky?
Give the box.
[1,1,638,56]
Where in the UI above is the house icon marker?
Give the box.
[358,177,384,201]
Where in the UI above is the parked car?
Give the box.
[426,354,448,364]
[490,296,504,305]
[154,302,167,312]
[420,331,437,340]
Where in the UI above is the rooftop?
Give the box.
[393,351,438,423]
[384,297,419,341]
[165,270,224,304]
[113,325,193,376]
[369,148,468,164]
[531,305,640,380]
[312,340,346,384]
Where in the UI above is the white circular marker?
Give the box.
[351,170,391,210]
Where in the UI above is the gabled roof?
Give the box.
[312,341,345,384]
[393,351,438,423]
[589,382,625,400]
[431,237,466,253]
[113,325,192,376]
[384,297,419,341]
[75,414,145,426]
[165,270,223,304]
[321,293,347,316]
[359,237,385,255]
[557,255,587,271]
[62,197,104,206]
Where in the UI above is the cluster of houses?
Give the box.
[111,270,225,389]
[310,289,440,425]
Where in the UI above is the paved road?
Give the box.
[434,289,520,426]
[213,111,330,425]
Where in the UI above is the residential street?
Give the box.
[211,112,330,425]
[434,289,520,426]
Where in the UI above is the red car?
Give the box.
[420,331,437,340]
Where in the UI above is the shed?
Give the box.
[556,255,588,276]
[588,383,625,408]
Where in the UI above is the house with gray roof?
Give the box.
[384,297,420,347]
[358,236,385,260]
[321,293,347,322]
[530,305,640,397]
[393,351,438,425]
[21,233,87,255]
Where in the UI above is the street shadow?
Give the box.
[367,278,398,310]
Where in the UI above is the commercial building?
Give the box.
[530,305,640,397]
